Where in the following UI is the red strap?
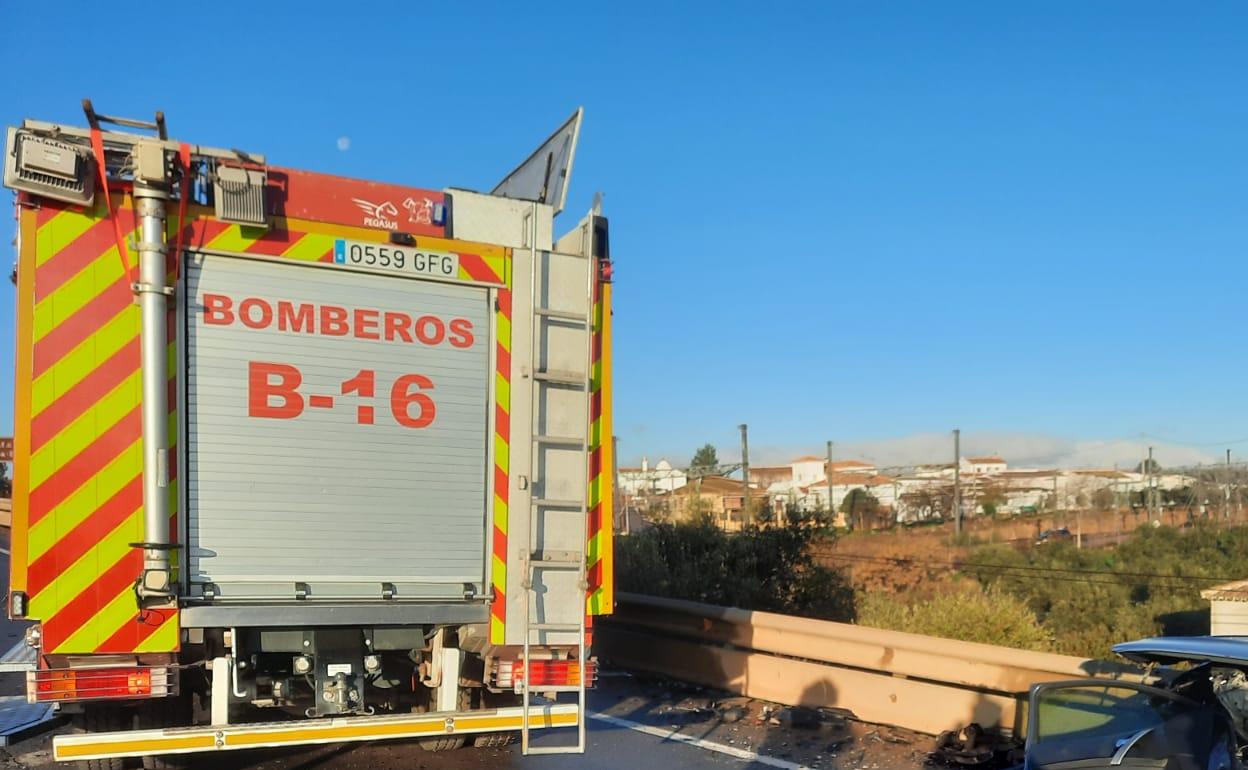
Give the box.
[89,127,134,282]
[171,143,192,279]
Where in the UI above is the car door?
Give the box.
[1026,680,1224,770]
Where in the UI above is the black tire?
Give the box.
[137,696,193,769]
[472,731,515,748]
[417,735,466,752]
[78,705,130,770]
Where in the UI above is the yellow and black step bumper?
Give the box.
[54,703,579,762]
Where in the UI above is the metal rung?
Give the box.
[535,308,589,323]
[529,685,584,694]
[531,623,582,632]
[534,434,584,446]
[530,561,584,571]
[527,745,584,756]
[531,498,584,508]
[532,371,587,388]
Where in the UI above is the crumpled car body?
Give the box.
[1024,637,1248,770]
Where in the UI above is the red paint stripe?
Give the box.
[497,288,512,319]
[33,218,118,302]
[33,276,133,377]
[181,218,232,250]
[494,405,510,446]
[27,475,142,597]
[97,605,174,654]
[494,466,509,502]
[243,227,299,256]
[458,253,502,284]
[40,549,141,652]
[495,341,511,379]
[28,408,142,524]
[30,336,140,451]
[491,590,506,622]
[35,200,69,228]
[318,252,335,263]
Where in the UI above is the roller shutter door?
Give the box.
[184,253,491,601]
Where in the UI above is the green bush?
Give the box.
[857,586,1053,652]
[960,524,1230,659]
[616,517,856,621]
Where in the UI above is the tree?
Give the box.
[1091,487,1116,512]
[689,444,719,477]
[840,488,881,530]
[1136,458,1161,475]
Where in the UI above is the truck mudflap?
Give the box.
[53,703,579,762]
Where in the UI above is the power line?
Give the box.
[817,550,1246,585]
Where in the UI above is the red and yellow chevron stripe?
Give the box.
[15,196,179,654]
[12,195,510,656]
[490,282,513,645]
[586,272,614,615]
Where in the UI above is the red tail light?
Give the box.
[29,666,170,703]
[494,658,597,691]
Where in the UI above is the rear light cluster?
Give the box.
[28,666,172,703]
[493,658,597,692]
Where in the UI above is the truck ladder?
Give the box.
[519,205,594,756]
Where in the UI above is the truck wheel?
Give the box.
[472,731,515,748]
[77,705,129,770]
[137,696,193,769]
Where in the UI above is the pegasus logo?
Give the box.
[351,198,399,229]
[403,196,434,225]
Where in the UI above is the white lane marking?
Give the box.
[589,712,813,770]
[0,548,9,556]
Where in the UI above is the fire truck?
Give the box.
[3,101,614,766]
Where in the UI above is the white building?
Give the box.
[618,457,687,495]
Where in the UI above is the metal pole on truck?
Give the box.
[132,144,175,601]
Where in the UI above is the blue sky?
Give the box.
[2,2,1245,469]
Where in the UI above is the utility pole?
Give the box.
[1147,446,1156,521]
[825,440,834,521]
[739,424,751,524]
[1226,449,1233,521]
[953,429,962,535]
[613,435,626,535]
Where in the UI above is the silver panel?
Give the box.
[185,253,491,601]
[180,602,490,628]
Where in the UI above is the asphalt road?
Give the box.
[0,538,927,769]
[2,671,930,770]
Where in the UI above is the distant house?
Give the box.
[1202,580,1248,635]
[619,457,687,494]
[966,456,1008,475]
[664,475,768,521]
[749,465,794,490]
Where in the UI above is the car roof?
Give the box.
[1114,636,1248,666]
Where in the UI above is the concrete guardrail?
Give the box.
[595,592,1141,736]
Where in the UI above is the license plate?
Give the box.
[334,239,460,281]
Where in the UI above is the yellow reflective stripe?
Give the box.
[281,233,334,261]
[496,311,511,354]
[491,554,506,594]
[57,735,217,760]
[28,370,140,489]
[204,224,261,253]
[28,438,141,563]
[494,374,510,418]
[32,247,126,343]
[31,512,139,627]
[52,573,141,653]
[135,612,180,653]
[493,435,509,480]
[35,209,99,266]
[32,310,138,415]
[490,616,505,645]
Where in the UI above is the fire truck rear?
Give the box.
[3,102,614,765]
